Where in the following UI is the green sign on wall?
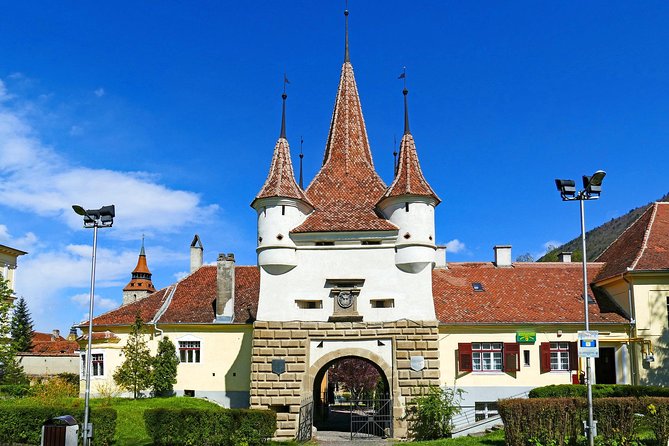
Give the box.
[516,331,536,343]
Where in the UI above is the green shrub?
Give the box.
[529,384,669,399]
[498,398,584,446]
[145,407,275,445]
[642,397,669,446]
[0,383,30,397]
[57,372,80,387]
[593,397,644,446]
[403,386,462,441]
[0,402,116,446]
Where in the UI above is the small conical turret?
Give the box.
[122,237,156,305]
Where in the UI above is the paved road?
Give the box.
[314,430,392,445]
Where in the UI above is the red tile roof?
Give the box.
[253,137,310,206]
[293,62,395,233]
[380,133,439,204]
[90,266,260,326]
[595,202,669,281]
[432,262,627,324]
[123,249,156,293]
[32,332,65,342]
[26,332,78,355]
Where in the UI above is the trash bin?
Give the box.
[41,415,79,446]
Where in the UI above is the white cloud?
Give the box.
[445,239,466,254]
[94,88,105,97]
[71,292,118,312]
[0,224,39,251]
[0,80,218,238]
[0,80,8,102]
[173,271,189,281]
[543,240,562,251]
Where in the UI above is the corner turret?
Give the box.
[251,90,312,274]
[378,86,440,273]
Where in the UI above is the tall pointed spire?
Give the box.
[379,86,440,205]
[252,89,310,207]
[140,234,145,256]
[122,238,156,305]
[299,136,304,189]
[344,7,350,63]
[293,5,395,234]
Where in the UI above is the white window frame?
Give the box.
[178,335,203,364]
[80,349,106,379]
[472,342,503,372]
[550,342,570,371]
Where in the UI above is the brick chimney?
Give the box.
[190,234,204,273]
[494,245,512,267]
[216,253,235,322]
[558,252,572,263]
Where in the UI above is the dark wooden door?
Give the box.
[595,347,616,384]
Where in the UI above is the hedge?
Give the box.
[0,403,116,446]
[499,397,669,446]
[529,384,669,399]
[0,384,30,397]
[145,407,276,445]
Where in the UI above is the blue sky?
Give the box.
[1,1,668,332]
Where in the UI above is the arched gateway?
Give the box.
[248,7,442,440]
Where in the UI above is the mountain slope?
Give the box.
[538,192,669,262]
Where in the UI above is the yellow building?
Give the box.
[0,243,27,299]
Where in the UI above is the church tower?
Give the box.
[122,238,156,305]
[251,90,313,275]
[378,86,440,273]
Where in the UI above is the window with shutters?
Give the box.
[459,342,520,373]
[540,341,578,373]
[80,352,105,378]
[550,342,570,371]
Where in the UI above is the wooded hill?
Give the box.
[537,192,669,262]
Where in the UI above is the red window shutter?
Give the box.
[540,342,551,373]
[458,343,473,372]
[569,341,579,371]
[504,343,520,372]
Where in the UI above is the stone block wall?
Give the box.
[250,319,440,439]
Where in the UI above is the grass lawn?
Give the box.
[406,429,506,446]
[90,397,220,446]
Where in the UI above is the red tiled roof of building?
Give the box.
[90,265,260,326]
[380,133,439,204]
[253,137,310,206]
[31,332,65,342]
[595,202,669,281]
[432,262,627,324]
[27,340,78,355]
[123,243,156,293]
[78,331,121,343]
[293,62,395,233]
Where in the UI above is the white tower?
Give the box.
[378,87,440,273]
[251,91,313,275]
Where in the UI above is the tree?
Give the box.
[151,336,179,397]
[403,386,463,440]
[328,358,381,400]
[10,297,33,352]
[113,315,152,398]
[0,275,27,384]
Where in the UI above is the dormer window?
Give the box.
[472,282,484,292]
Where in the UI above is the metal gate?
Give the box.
[296,396,314,442]
[350,395,393,439]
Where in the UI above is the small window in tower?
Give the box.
[282,205,285,215]
[276,234,284,240]
[403,232,411,239]
[472,282,485,292]
[405,202,410,212]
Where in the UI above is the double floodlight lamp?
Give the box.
[72,205,115,228]
[555,170,606,200]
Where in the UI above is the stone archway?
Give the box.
[308,348,397,436]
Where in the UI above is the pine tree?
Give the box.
[151,336,179,397]
[10,297,33,352]
[0,275,27,384]
[113,315,152,398]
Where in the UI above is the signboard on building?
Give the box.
[516,331,536,343]
[577,331,599,358]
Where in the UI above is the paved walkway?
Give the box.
[313,430,392,445]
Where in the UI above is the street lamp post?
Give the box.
[554,171,605,446]
[72,205,115,446]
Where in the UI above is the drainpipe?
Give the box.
[622,271,637,385]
